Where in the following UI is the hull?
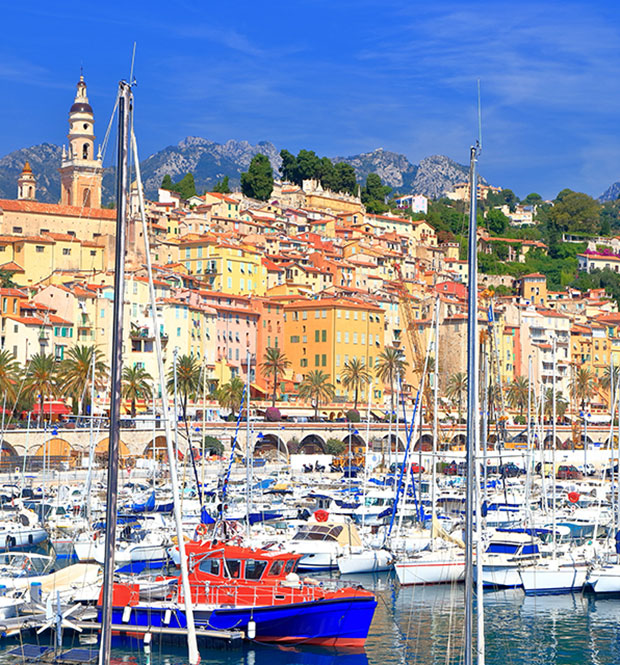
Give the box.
[0,528,47,549]
[297,552,337,571]
[395,555,465,586]
[478,565,523,588]
[588,564,620,594]
[109,595,377,647]
[519,566,588,595]
[338,549,393,575]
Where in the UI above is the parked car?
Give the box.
[499,462,525,478]
[389,462,426,474]
[556,464,582,480]
[578,463,596,477]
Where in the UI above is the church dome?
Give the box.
[70,101,93,114]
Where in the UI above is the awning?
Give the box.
[279,408,316,418]
[32,401,71,416]
[251,383,268,394]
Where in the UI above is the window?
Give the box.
[290,336,300,343]
[300,358,308,367]
[361,333,366,344]
[223,560,241,578]
[267,560,284,576]
[315,354,320,366]
[354,311,358,321]
[345,332,349,343]
[315,330,320,342]
[345,311,350,320]
[90,250,96,257]
[244,559,267,580]
[36,246,44,253]
[322,330,326,342]
[302,311,307,320]
[315,310,319,319]
[337,331,341,343]
[321,310,326,319]
[353,332,358,344]
[322,354,326,366]
[62,248,71,256]
[336,354,340,367]
[12,227,22,234]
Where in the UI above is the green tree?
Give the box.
[60,345,108,416]
[161,174,174,190]
[241,154,274,201]
[260,347,291,407]
[279,149,298,183]
[295,150,321,182]
[318,157,336,190]
[121,365,153,418]
[506,375,530,416]
[523,192,543,205]
[167,354,202,420]
[549,190,600,235]
[0,269,16,288]
[375,347,407,420]
[24,353,58,425]
[446,372,468,423]
[217,376,245,419]
[486,208,509,236]
[298,370,335,421]
[544,388,568,423]
[571,366,598,412]
[339,358,371,411]
[361,173,391,213]
[332,162,357,195]
[212,176,231,194]
[0,350,22,403]
[202,435,224,456]
[175,173,196,199]
[326,437,346,456]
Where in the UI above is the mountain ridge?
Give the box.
[0,137,483,204]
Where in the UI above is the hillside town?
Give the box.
[0,76,617,432]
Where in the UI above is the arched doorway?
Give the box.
[297,434,326,454]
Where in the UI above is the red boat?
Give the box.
[105,540,377,648]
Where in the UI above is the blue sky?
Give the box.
[2,0,619,199]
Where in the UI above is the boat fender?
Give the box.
[314,509,329,522]
[568,492,580,504]
[247,619,256,640]
[303,577,320,586]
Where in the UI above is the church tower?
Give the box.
[17,162,36,201]
[59,75,103,208]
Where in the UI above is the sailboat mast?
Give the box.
[98,80,131,665]
[464,140,480,665]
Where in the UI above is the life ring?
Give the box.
[314,509,329,523]
[195,523,209,539]
[568,491,580,504]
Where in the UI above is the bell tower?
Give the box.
[59,74,103,208]
[17,162,36,201]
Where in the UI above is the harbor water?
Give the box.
[3,571,619,665]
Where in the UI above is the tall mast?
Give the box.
[464,134,481,665]
[98,80,131,665]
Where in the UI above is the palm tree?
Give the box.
[298,370,335,421]
[23,353,58,425]
[167,353,201,420]
[506,375,530,416]
[571,367,598,412]
[0,350,22,403]
[60,345,108,415]
[340,358,371,411]
[544,388,568,423]
[260,347,291,407]
[446,372,468,423]
[121,365,153,418]
[375,347,407,421]
[601,365,620,406]
[217,376,245,419]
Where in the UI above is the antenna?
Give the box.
[477,79,483,152]
[129,42,137,86]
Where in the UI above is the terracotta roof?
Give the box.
[0,199,116,220]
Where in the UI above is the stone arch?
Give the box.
[96,437,130,457]
[297,434,326,454]
[450,433,467,449]
[254,434,288,461]
[605,435,618,448]
[34,437,74,457]
[0,441,18,457]
[414,434,433,451]
[342,433,365,449]
[543,434,561,449]
[383,433,405,452]
[144,436,168,458]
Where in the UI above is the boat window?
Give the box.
[284,559,296,574]
[486,543,519,554]
[293,525,343,541]
[522,544,539,555]
[198,558,221,576]
[223,559,241,578]
[267,560,284,576]
[244,559,267,580]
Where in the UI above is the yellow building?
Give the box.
[203,193,240,219]
[518,273,547,306]
[283,297,385,405]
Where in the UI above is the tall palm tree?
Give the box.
[217,376,245,419]
[23,353,58,425]
[506,375,530,416]
[0,350,22,403]
[298,370,335,421]
[571,366,598,412]
[446,372,468,423]
[167,353,201,420]
[60,345,108,415]
[260,347,291,407]
[339,358,371,411]
[121,365,153,418]
[375,347,407,421]
[544,388,568,423]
